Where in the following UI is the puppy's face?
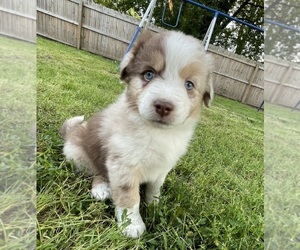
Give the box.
[120,31,214,127]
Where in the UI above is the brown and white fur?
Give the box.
[60,30,214,238]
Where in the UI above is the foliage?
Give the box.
[213,0,264,61]
[265,0,300,62]
[37,37,264,249]
[93,0,263,61]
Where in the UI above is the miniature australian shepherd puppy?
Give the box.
[60,30,214,238]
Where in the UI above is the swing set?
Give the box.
[126,0,264,53]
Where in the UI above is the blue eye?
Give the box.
[144,70,155,81]
[185,81,194,90]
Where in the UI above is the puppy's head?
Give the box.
[120,30,214,127]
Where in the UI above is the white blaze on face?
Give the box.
[137,31,213,126]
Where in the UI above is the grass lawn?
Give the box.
[0,36,36,249]
[37,36,264,249]
[264,102,300,249]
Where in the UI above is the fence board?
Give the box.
[265,56,300,108]
[0,0,36,42]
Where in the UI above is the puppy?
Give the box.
[60,30,213,238]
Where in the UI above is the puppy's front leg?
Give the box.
[109,168,146,238]
[91,175,111,201]
[145,173,168,204]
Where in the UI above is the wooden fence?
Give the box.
[37,0,265,108]
[0,0,36,43]
[265,56,300,108]
[209,46,264,108]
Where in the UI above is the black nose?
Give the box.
[154,100,174,117]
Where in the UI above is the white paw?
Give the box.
[91,183,111,201]
[116,205,146,238]
[122,220,146,238]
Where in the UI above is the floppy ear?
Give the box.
[119,51,134,82]
[203,74,214,107]
[119,30,154,83]
[203,54,214,108]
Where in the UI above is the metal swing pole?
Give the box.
[161,0,185,28]
[257,100,264,111]
[125,0,157,53]
[202,11,219,51]
[145,0,157,29]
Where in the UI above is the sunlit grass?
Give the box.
[264,102,300,249]
[0,36,36,249]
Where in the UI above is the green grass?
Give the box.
[37,36,264,249]
[264,102,300,249]
[0,36,36,249]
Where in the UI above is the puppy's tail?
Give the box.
[59,115,85,139]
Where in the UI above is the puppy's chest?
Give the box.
[113,129,189,169]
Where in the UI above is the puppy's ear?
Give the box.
[120,30,153,83]
[203,74,214,107]
[119,51,134,82]
[203,54,214,108]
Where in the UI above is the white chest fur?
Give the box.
[108,121,194,183]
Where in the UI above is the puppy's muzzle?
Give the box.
[154,100,174,118]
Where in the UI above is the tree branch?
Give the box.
[219,0,250,30]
